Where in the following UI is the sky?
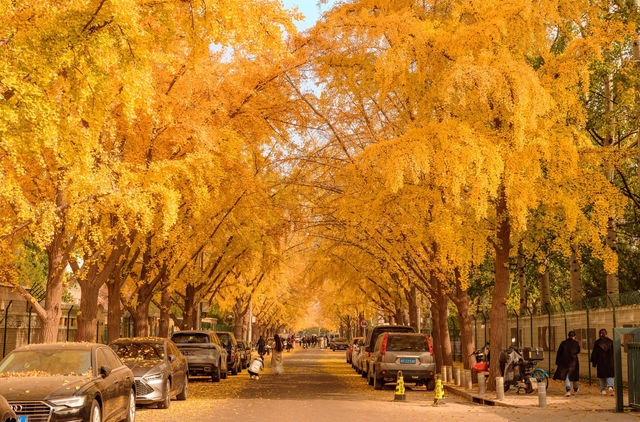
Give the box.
[281,0,337,31]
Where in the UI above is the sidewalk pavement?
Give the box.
[445,378,625,411]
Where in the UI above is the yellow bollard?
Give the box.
[433,376,445,406]
[394,371,406,401]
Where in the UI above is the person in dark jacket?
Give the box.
[554,330,581,396]
[591,328,614,395]
[257,335,266,356]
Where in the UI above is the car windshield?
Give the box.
[111,343,164,361]
[172,333,209,344]
[0,350,92,376]
[387,336,429,352]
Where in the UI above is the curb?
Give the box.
[444,384,522,408]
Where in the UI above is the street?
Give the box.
[137,348,639,422]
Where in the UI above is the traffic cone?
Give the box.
[433,376,445,406]
[394,371,406,401]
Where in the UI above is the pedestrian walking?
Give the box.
[271,334,285,375]
[591,328,615,396]
[257,335,266,356]
[553,330,581,397]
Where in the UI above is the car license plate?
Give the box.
[400,358,416,364]
[18,417,28,422]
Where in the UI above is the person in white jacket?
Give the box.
[248,355,264,380]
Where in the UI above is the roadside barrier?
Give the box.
[433,376,445,406]
[394,371,406,401]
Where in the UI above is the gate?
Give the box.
[629,343,640,410]
[614,328,640,412]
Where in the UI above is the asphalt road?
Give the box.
[136,348,639,422]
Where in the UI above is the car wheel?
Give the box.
[368,371,374,386]
[89,400,101,422]
[157,379,171,409]
[231,363,238,376]
[125,388,136,422]
[177,374,188,400]
[426,378,436,391]
[374,372,383,390]
[212,364,221,382]
[221,365,228,379]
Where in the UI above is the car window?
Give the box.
[96,348,110,370]
[374,335,385,351]
[369,327,415,350]
[102,347,124,368]
[387,336,429,352]
[172,333,210,344]
[237,341,245,348]
[211,334,221,345]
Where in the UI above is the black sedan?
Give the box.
[110,337,188,408]
[0,395,15,422]
[0,343,135,422]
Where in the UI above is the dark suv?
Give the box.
[361,325,415,378]
[214,331,241,375]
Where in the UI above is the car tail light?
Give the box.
[368,351,372,357]
[425,334,433,355]
[381,333,389,355]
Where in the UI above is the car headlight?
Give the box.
[143,373,163,382]
[49,396,86,408]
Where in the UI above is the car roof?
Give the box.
[111,337,165,344]
[13,342,99,352]
[172,331,211,335]
[385,332,426,336]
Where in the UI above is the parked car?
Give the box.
[346,337,363,363]
[214,331,241,375]
[367,333,436,390]
[171,330,228,382]
[0,395,15,422]
[361,325,415,378]
[110,337,188,408]
[352,338,366,373]
[0,342,136,422]
[236,341,252,369]
[329,338,349,351]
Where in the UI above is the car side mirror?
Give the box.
[168,355,176,363]
[100,366,112,378]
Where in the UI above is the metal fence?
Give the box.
[448,291,640,384]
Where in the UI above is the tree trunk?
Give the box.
[158,281,171,337]
[489,184,511,389]
[451,279,476,370]
[437,290,453,366]
[76,283,100,342]
[182,284,197,330]
[132,303,150,337]
[539,263,551,308]
[517,245,527,315]
[430,299,443,372]
[40,229,68,343]
[569,245,583,307]
[107,273,124,343]
[406,286,419,331]
[604,73,619,296]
